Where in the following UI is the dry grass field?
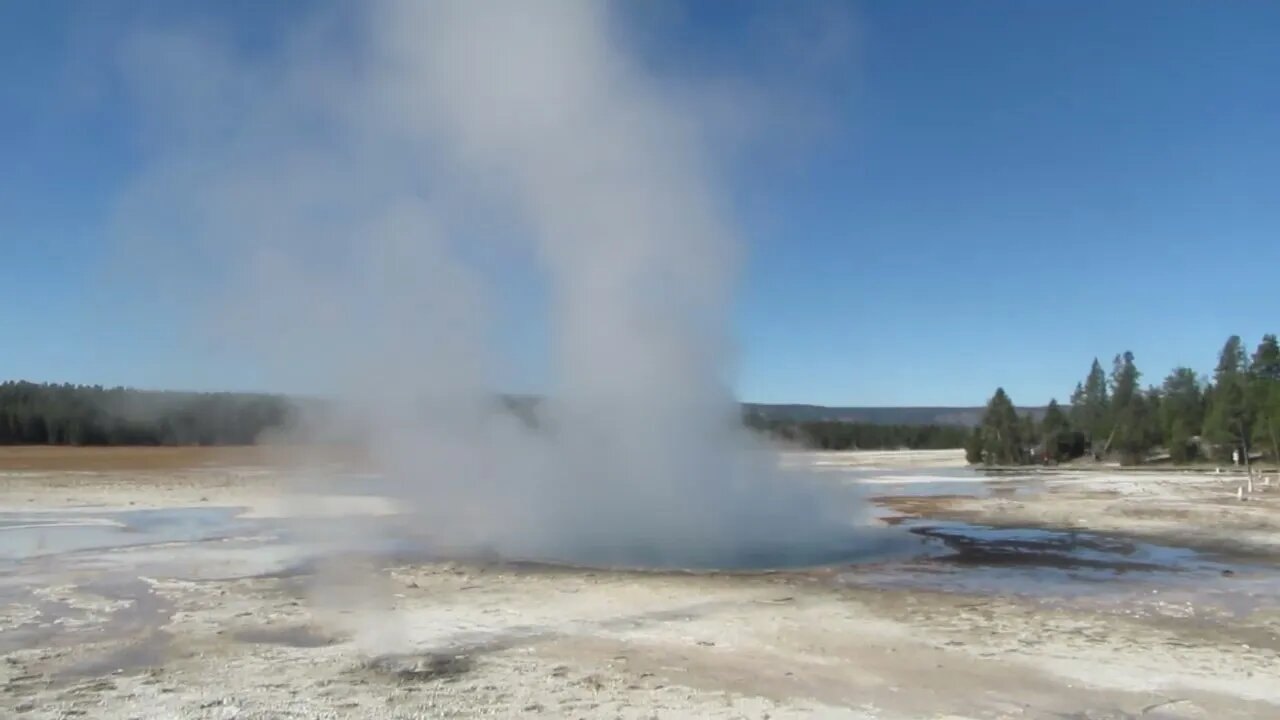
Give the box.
[0,445,364,472]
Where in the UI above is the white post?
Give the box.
[1237,486,1244,501]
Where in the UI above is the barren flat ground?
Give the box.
[2,447,1279,719]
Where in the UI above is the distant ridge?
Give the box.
[742,403,1045,427]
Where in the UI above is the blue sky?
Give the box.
[2,1,1278,406]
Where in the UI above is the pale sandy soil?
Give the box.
[782,448,967,469]
[1,448,1278,719]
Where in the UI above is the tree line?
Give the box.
[0,381,292,446]
[968,334,1280,466]
[743,411,969,450]
[3,380,970,451]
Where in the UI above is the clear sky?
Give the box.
[2,1,1277,406]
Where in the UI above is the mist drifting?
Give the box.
[115,1,861,567]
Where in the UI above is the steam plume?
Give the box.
[114,1,860,568]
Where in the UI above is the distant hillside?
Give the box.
[742,403,1045,427]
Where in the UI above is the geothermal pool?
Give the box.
[1,466,1268,590]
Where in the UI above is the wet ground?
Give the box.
[0,507,252,560]
[2,465,1275,624]
[2,470,1274,622]
[0,473,1250,577]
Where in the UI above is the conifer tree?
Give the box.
[980,388,1023,465]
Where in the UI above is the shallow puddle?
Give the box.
[0,507,252,561]
[907,521,1216,571]
[837,518,1280,609]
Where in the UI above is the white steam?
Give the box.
[113,1,863,567]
